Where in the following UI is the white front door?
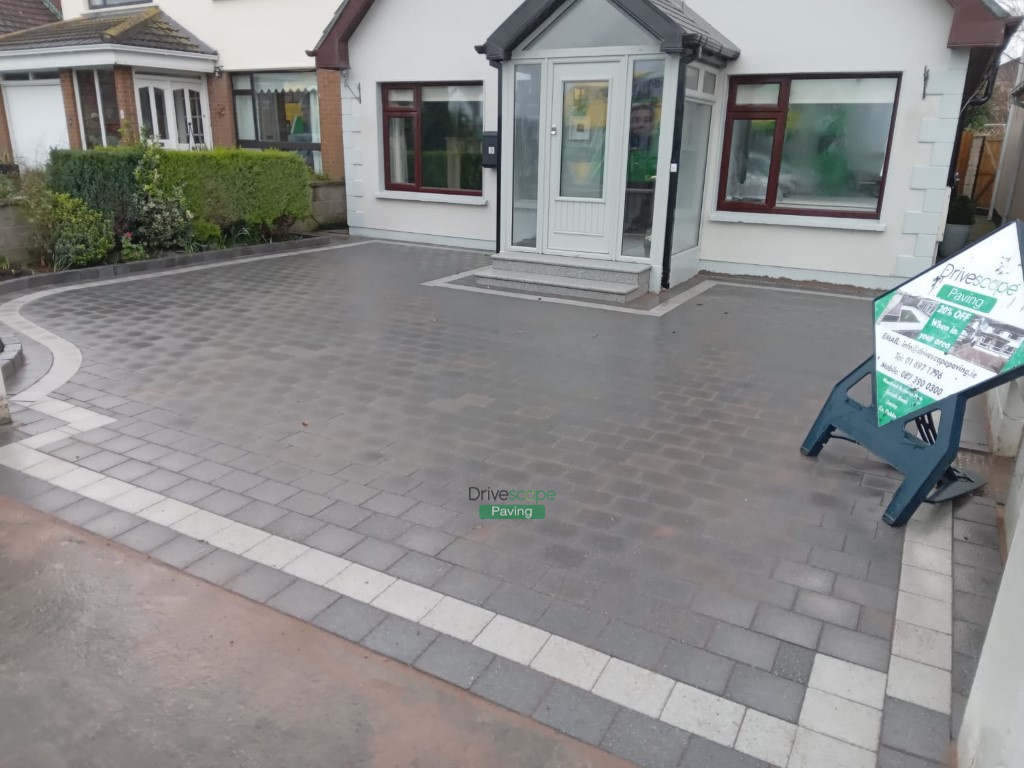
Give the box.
[545,61,623,257]
[2,81,69,168]
[135,76,211,149]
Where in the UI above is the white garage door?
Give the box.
[2,81,69,169]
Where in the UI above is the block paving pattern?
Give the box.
[0,240,985,766]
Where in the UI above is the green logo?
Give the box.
[479,504,545,520]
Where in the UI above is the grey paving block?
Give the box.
[267,580,339,621]
[265,511,326,540]
[706,622,779,671]
[681,736,771,768]
[259,462,309,484]
[229,500,289,529]
[387,551,451,587]
[536,600,610,646]
[532,681,620,746]
[83,510,144,539]
[470,656,555,716]
[182,460,233,483]
[362,491,416,517]
[149,535,213,569]
[954,519,999,550]
[725,664,806,723]
[809,546,870,579]
[773,559,835,594]
[225,564,295,603]
[245,479,299,505]
[199,489,250,516]
[362,615,438,664]
[877,747,944,768]
[953,540,1003,574]
[953,620,987,659]
[312,596,387,642]
[794,589,861,629]
[952,652,978,697]
[304,524,364,556]
[657,640,735,695]
[164,478,219,504]
[135,468,188,493]
[413,634,494,689]
[337,463,383,485]
[601,708,690,768]
[105,459,156,483]
[113,521,178,553]
[49,498,111,527]
[951,692,967,741]
[833,574,899,612]
[317,500,373,529]
[293,471,341,495]
[28,487,81,514]
[594,619,669,668]
[327,481,379,505]
[818,624,890,672]
[186,549,253,585]
[859,607,895,640]
[868,558,903,590]
[394,525,455,557]
[76,450,129,473]
[433,565,501,605]
[689,587,759,628]
[151,450,203,473]
[345,537,406,570]
[355,512,413,542]
[277,490,333,517]
[484,582,553,624]
[953,564,1001,600]
[953,590,995,626]
[752,604,823,649]
[215,468,265,494]
[772,642,816,685]
[881,697,950,763]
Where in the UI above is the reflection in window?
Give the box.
[672,100,713,254]
[560,81,608,198]
[232,71,322,172]
[725,119,776,204]
[621,60,664,258]
[512,64,542,247]
[382,83,483,194]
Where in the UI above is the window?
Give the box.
[231,72,322,172]
[88,0,149,6]
[382,83,483,195]
[718,74,900,218]
[74,69,122,148]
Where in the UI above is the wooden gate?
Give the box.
[955,131,1002,211]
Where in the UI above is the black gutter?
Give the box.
[660,54,694,288]
[494,59,502,254]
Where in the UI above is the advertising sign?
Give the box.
[874,224,1024,426]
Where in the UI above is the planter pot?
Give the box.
[939,222,972,259]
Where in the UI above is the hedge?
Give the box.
[47,146,312,232]
[158,148,311,229]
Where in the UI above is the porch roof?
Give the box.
[0,7,216,56]
[478,0,741,64]
[0,0,60,37]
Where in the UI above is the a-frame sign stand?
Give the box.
[803,221,1024,527]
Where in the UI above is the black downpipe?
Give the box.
[493,60,503,254]
[660,55,694,289]
[948,53,1000,188]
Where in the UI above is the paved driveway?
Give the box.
[0,239,948,767]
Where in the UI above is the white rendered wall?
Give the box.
[61,0,339,71]
[688,0,964,284]
[343,0,521,249]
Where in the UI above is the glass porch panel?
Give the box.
[153,87,169,140]
[96,70,120,145]
[387,116,416,185]
[525,0,655,50]
[621,60,665,258]
[778,77,898,212]
[671,100,713,253]
[138,86,153,138]
[512,64,542,247]
[189,90,206,146]
[559,80,609,199]
[724,118,776,203]
[173,89,188,145]
[76,70,102,149]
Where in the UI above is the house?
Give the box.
[0,0,345,178]
[311,0,1019,296]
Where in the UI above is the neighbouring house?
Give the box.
[0,0,345,178]
[311,0,1018,296]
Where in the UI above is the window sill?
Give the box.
[709,210,886,232]
[376,191,488,206]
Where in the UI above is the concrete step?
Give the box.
[492,252,650,287]
[475,267,648,304]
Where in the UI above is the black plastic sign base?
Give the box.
[801,357,982,527]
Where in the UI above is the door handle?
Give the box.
[550,125,558,136]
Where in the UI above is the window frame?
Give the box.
[716,72,902,220]
[381,81,484,197]
[88,0,150,8]
[231,71,323,155]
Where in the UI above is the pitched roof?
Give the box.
[0,7,216,54]
[0,0,61,37]
[479,0,739,63]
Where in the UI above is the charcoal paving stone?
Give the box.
[106,459,158,483]
[303,523,365,556]
[312,596,387,642]
[245,479,299,505]
[164,479,219,504]
[953,620,987,659]
[881,697,950,763]
[186,549,253,585]
[148,535,214,568]
[752,604,823,649]
[470,657,555,716]
[260,462,309,484]
[344,537,407,570]
[279,490,333,517]
[113,521,177,553]
[76,450,128,472]
[536,600,610,646]
[229,500,289,529]
[681,736,771,768]
[83,510,143,539]
[316,501,373,529]
[689,588,759,628]
[877,747,944,768]
[267,580,339,621]
[28,487,81,514]
[135,468,188,493]
[484,582,553,624]
[362,491,417,517]
[657,640,735,695]
[818,624,890,671]
[215,469,265,494]
[328,482,379,505]
[772,642,816,685]
[293,472,341,495]
[794,589,861,629]
[953,591,995,626]
[224,564,295,603]
[265,511,326,540]
[362,615,438,664]
[859,607,895,640]
[601,709,690,768]
[151,450,203,473]
[533,681,620,747]
[433,565,501,605]
[182,460,233,483]
[200,489,250,516]
[394,525,455,557]
[706,622,780,671]
[724,663,806,723]
[594,620,670,668]
[355,512,413,542]
[413,635,494,689]
[387,551,452,587]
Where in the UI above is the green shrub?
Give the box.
[118,233,147,262]
[947,195,976,226]
[131,138,192,252]
[33,193,114,271]
[47,147,142,236]
[0,173,16,200]
[191,217,222,245]
[158,148,311,233]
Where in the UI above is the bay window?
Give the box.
[718,74,900,218]
[232,71,322,172]
[382,83,484,195]
[74,69,121,148]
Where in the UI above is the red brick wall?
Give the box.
[112,66,138,143]
[317,68,344,181]
[58,69,82,150]
[206,72,236,148]
[0,89,13,161]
